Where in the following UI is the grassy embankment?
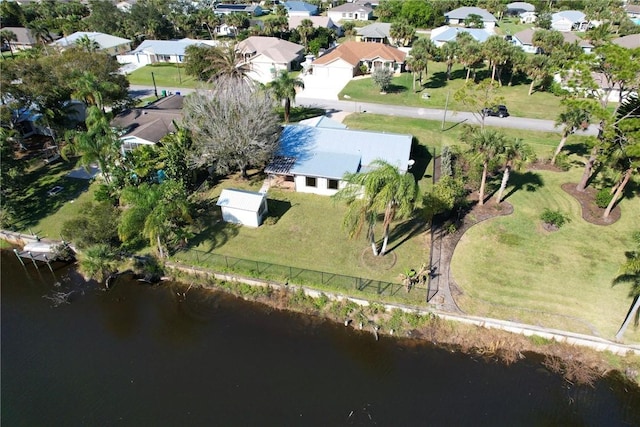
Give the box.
[340,62,566,121]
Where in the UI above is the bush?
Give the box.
[553,152,571,171]
[441,145,453,177]
[540,208,571,228]
[595,188,613,208]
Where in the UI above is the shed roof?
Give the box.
[217,189,266,212]
[445,7,497,22]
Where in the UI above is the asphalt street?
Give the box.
[129,84,599,135]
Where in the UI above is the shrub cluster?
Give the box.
[540,208,571,228]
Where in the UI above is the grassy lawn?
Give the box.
[127,63,203,89]
[450,167,640,343]
[340,62,566,120]
[9,159,95,238]
[496,18,532,36]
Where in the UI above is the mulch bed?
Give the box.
[561,183,621,226]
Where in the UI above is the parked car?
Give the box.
[482,105,509,118]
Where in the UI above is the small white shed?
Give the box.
[216,189,268,227]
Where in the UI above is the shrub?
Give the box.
[595,188,613,208]
[441,145,453,177]
[540,208,571,228]
[553,152,571,171]
[371,67,394,93]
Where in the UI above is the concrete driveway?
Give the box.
[297,73,352,101]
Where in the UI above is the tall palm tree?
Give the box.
[495,139,533,203]
[297,19,315,52]
[26,22,53,45]
[268,70,304,123]
[74,34,100,52]
[206,42,251,82]
[72,71,119,112]
[439,41,457,81]
[334,160,418,256]
[0,29,17,58]
[552,104,591,165]
[612,235,640,341]
[526,55,550,96]
[62,106,121,184]
[469,129,505,205]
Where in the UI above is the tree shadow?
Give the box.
[564,142,590,157]
[265,198,292,225]
[409,138,432,181]
[186,199,240,252]
[385,83,407,94]
[285,107,326,123]
[501,171,545,201]
[386,216,430,254]
[425,71,448,89]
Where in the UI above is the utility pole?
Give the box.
[151,71,158,98]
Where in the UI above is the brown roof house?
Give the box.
[111,95,183,153]
[310,41,406,81]
[236,36,305,84]
[0,26,59,51]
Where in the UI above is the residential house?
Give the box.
[624,3,640,22]
[288,16,343,36]
[265,123,412,196]
[111,95,183,153]
[511,28,593,54]
[0,26,59,51]
[283,1,318,16]
[310,41,405,80]
[214,3,263,16]
[430,26,493,47]
[116,0,136,12]
[506,1,535,16]
[236,36,305,84]
[327,2,373,22]
[519,11,537,24]
[117,39,206,66]
[356,22,391,44]
[444,7,497,30]
[612,33,640,49]
[51,31,132,55]
[217,189,268,227]
[555,71,638,104]
[551,10,589,32]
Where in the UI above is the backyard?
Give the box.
[127,63,202,89]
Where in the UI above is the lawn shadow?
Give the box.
[286,107,326,123]
[265,198,292,225]
[501,171,545,201]
[385,83,407,94]
[187,199,240,252]
[385,216,430,254]
[409,138,432,181]
[442,118,468,132]
[564,142,590,157]
[425,71,448,89]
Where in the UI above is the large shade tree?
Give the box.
[333,160,418,256]
[181,77,281,179]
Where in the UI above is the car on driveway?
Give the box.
[482,105,509,118]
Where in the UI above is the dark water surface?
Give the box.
[2,252,640,426]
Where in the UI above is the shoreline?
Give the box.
[165,263,640,388]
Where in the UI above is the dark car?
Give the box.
[482,105,509,118]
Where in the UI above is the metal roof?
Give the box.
[506,2,535,12]
[298,115,347,129]
[216,189,266,212]
[283,1,318,13]
[270,124,412,178]
[131,39,202,56]
[51,32,131,49]
[552,10,586,23]
[445,7,497,22]
[432,27,493,44]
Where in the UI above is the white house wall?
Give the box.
[294,175,347,196]
[311,59,354,80]
[221,207,260,227]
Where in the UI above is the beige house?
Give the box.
[327,3,373,22]
[236,36,305,84]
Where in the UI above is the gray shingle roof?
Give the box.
[445,7,497,22]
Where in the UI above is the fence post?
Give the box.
[225,256,229,269]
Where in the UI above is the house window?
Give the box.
[348,13,353,18]
[305,177,317,187]
[327,179,339,190]
[342,12,346,17]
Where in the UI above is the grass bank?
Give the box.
[339,62,565,120]
[127,63,202,89]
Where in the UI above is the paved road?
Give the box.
[129,84,599,135]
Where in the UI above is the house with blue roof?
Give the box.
[430,26,493,47]
[551,10,589,32]
[265,122,413,196]
[283,1,318,17]
[119,39,204,65]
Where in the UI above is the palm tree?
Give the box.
[26,22,53,45]
[62,106,121,184]
[0,29,17,58]
[333,160,418,256]
[268,70,304,123]
[72,71,119,112]
[495,139,533,203]
[74,34,100,52]
[612,235,640,341]
[206,42,251,82]
[526,55,550,96]
[297,19,315,52]
[469,129,505,206]
[439,41,457,81]
[409,38,437,86]
[78,244,118,284]
[552,104,591,164]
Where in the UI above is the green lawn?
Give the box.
[450,167,640,343]
[340,62,566,120]
[127,63,204,89]
[496,18,532,36]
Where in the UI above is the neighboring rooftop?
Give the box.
[51,31,131,49]
[129,39,204,56]
[111,95,183,144]
[298,115,347,129]
[552,10,587,23]
[445,6,497,22]
[283,1,318,14]
[236,36,304,63]
[431,26,493,44]
[356,22,391,39]
[329,2,373,14]
[313,41,406,66]
[612,34,640,49]
[288,16,339,30]
[0,26,59,45]
[513,28,592,48]
[506,2,535,13]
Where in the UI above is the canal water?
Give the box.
[2,252,640,426]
